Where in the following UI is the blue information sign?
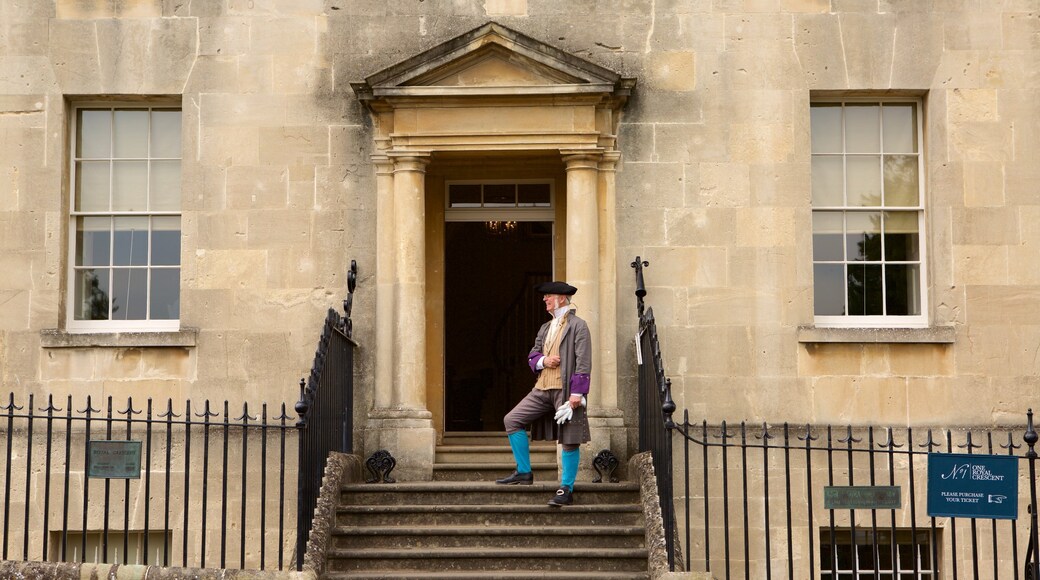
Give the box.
[927,453,1018,520]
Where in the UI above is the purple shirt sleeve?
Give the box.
[528,352,543,373]
[569,373,590,395]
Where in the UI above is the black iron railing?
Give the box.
[295,259,358,569]
[672,416,1039,579]
[632,257,678,569]
[632,255,1040,578]
[0,393,297,569]
[0,261,360,571]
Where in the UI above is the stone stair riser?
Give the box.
[328,553,650,573]
[324,573,651,580]
[339,489,641,505]
[436,450,558,463]
[334,532,646,550]
[336,510,644,527]
[431,467,558,481]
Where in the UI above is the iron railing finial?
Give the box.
[632,257,649,319]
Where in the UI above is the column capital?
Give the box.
[598,151,622,172]
[387,152,432,174]
[560,150,603,171]
[371,154,395,175]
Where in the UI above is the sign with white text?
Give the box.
[927,453,1018,520]
[87,440,142,479]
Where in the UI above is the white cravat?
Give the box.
[546,305,569,344]
[537,306,572,370]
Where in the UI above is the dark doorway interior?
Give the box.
[444,221,553,432]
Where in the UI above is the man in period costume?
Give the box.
[495,281,591,507]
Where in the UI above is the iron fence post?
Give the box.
[1025,409,1039,579]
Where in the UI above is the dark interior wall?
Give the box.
[444,221,552,431]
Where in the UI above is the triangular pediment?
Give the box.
[352,22,634,103]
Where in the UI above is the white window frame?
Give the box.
[444,179,555,222]
[66,102,182,333]
[821,528,938,578]
[811,97,928,328]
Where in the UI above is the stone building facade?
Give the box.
[1,0,1039,568]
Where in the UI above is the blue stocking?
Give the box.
[561,448,580,490]
[507,431,531,474]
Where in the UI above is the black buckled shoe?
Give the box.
[495,470,534,485]
[547,486,573,507]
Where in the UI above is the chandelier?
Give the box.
[485,220,517,235]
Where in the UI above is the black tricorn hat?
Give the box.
[535,281,577,295]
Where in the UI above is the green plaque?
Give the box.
[87,440,142,479]
[824,485,901,510]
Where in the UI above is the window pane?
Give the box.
[848,264,883,315]
[857,544,876,569]
[518,183,550,207]
[484,184,515,207]
[113,217,148,266]
[150,268,180,320]
[883,104,917,153]
[448,184,481,207]
[151,216,181,266]
[75,161,110,212]
[150,109,181,158]
[73,269,110,320]
[812,156,844,206]
[820,544,834,570]
[113,109,149,158]
[77,109,111,158]
[916,540,930,567]
[813,211,844,261]
[878,543,894,569]
[812,104,843,153]
[75,216,111,267]
[887,265,921,316]
[835,544,853,569]
[111,268,147,320]
[883,212,920,261]
[845,104,881,153]
[112,160,148,211]
[814,264,845,316]
[150,160,181,211]
[846,212,882,261]
[846,156,882,207]
[883,155,919,206]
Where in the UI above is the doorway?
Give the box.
[443,220,553,431]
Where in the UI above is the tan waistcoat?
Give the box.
[534,315,568,391]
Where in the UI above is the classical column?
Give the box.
[589,151,628,471]
[390,154,431,411]
[596,152,621,411]
[372,155,395,409]
[364,152,435,481]
[561,152,602,401]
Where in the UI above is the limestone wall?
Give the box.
[0,0,1037,463]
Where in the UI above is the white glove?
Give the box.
[554,396,587,424]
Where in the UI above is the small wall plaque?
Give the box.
[824,485,901,510]
[87,440,142,479]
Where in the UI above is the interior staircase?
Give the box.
[323,432,650,579]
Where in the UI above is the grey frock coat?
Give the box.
[527,309,592,445]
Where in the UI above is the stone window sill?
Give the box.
[40,327,199,349]
[797,326,956,344]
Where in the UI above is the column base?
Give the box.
[365,408,435,481]
[586,407,629,481]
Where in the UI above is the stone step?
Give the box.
[435,444,557,463]
[326,547,651,573]
[332,524,647,550]
[324,571,650,580]
[431,462,558,482]
[336,504,644,527]
[340,481,641,506]
[441,431,517,446]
